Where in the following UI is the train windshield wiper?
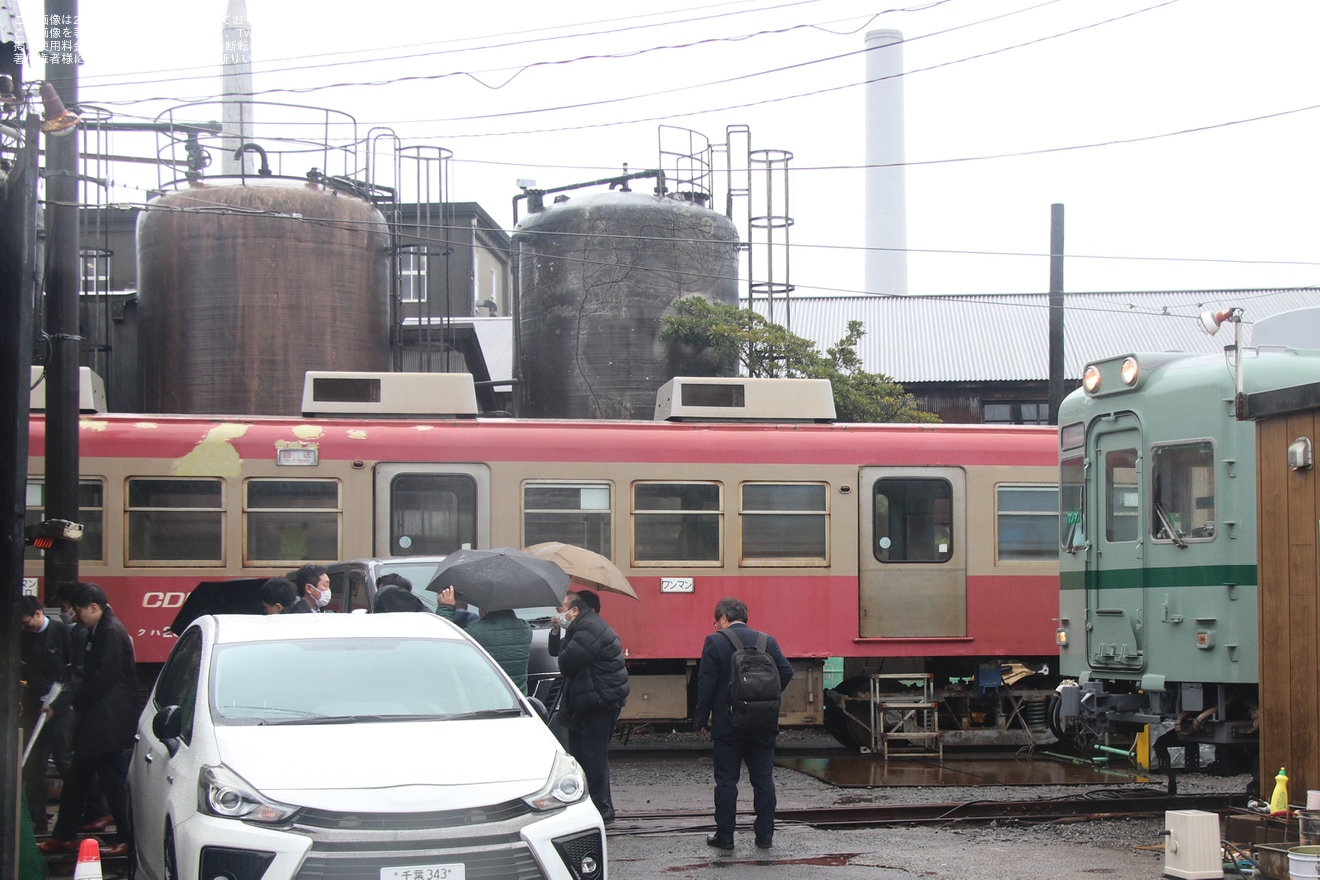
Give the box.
[1154,502,1188,548]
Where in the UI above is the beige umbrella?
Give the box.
[523,542,639,599]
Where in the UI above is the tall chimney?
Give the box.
[864,29,907,296]
[221,0,254,175]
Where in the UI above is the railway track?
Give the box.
[608,792,1247,833]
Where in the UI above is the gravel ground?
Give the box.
[605,728,1256,880]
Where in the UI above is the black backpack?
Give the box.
[721,627,782,730]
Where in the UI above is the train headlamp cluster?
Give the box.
[1082,357,1140,394]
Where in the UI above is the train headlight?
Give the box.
[1082,365,1101,393]
[1055,627,1068,647]
[1120,357,1139,386]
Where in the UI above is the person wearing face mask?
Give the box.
[547,588,629,824]
[290,564,332,613]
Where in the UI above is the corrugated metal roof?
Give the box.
[752,289,1320,383]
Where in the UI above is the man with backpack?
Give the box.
[693,597,793,851]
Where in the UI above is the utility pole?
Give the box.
[1,108,41,880]
[42,0,81,598]
[1048,204,1065,425]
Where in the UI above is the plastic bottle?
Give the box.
[1270,767,1290,815]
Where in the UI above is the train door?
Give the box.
[373,464,492,556]
[1086,416,1146,672]
[858,467,966,638]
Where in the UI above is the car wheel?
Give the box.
[164,823,179,880]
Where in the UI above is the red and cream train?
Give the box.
[25,373,1059,746]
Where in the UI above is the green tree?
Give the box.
[661,298,938,423]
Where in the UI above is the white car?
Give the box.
[130,612,604,880]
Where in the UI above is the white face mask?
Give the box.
[554,612,572,629]
[314,587,331,608]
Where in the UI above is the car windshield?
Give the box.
[209,637,523,724]
[377,562,556,621]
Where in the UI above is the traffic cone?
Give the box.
[73,838,103,880]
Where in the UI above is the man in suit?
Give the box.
[693,597,793,851]
[37,582,137,859]
[294,563,331,612]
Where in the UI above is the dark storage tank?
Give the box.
[513,191,741,419]
[137,181,390,415]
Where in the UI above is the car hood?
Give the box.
[214,716,559,811]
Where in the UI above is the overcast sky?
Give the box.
[13,0,1320,299]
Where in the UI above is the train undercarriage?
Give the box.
[823,660,1059,753]
[1047,678,1259,778]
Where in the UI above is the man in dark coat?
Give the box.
[38,582,137,859]
[549,589,628,823]
[294,563,332,612]
[693,597,793,850]
[436,586,532,694]
[19,594,74,830]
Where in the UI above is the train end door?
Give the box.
[1085,416,1147,673]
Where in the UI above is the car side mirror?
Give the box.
[526,696,549,723]
[152,705,184,756]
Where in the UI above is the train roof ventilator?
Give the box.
[301,371,479,418]
[654,377,836,422]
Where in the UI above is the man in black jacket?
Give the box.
[549,589,629,823]
[693,597,793,851]
[19,594,74,830]
[38,582,137,859]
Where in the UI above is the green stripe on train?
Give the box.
[1060,565,1256,591]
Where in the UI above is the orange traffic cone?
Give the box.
[73,838,103,880]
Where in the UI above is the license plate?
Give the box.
[380,864,465,880]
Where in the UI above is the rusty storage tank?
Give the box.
[137,180,390,415]
[513,190,741,419]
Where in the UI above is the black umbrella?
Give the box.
[425,547,570,612]
[170,577,268,634]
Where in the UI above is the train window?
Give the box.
[873,478,952,563]
[1150,441,1216,543]
[740,482,828,565]
[243,479,341,564]
[632,482,722,565]
[1060,453,1086,551]
[1104,450,1140,543]
[523,482,612,557]
[389,473,477,556]
[24,479,104,563]
[996,485,1059,561]
[127,478,224,565]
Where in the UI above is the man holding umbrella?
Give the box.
[436,586,532,694]
[549,589,629,824]
[426,547,570,695]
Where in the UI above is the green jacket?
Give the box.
[438,606,532,694]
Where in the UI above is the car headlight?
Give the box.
[198,764,300,824]
[523,751,587,812]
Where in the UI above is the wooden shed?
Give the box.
[1249,379,1320,797]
